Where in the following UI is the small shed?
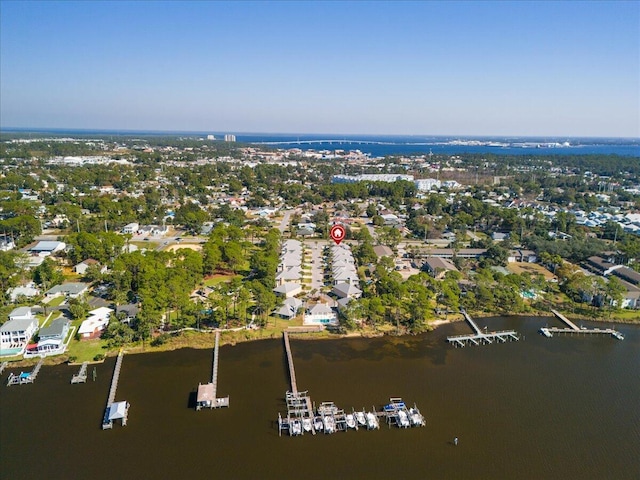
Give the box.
[106,401,129,427]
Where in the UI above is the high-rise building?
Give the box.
[207,134,215,140]
[224,134,236,142]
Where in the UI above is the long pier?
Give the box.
[283,332,298,395]
[106,351,123,406]
[212,331,220,395]
[71,362,88,384]
[195,331,229,410]
[541,310,624,340]
[102,350,129,429]
[447,310,520,347]
[7,358,44,386]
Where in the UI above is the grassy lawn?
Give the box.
[611,309,640,322]
[47,296,67,307]
[204,274,242,287]
[131,240,158,248]
[66,338,112,362]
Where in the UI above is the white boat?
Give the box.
[345,413,357,429]
[366,412,379,430]
[313,416,324,431]
[355,410,367,427]
[302,417,313,433]
[291,419,303,436]
[397,410,410,428]
[323,415,335,434]
[409,408,425,427]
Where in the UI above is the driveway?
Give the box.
[307,241,325,291]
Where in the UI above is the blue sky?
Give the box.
[1,1,638,137]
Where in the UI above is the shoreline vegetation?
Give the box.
[4,310,637,369]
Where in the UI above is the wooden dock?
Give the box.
[283,332,298,395]
[71,362,88,384]
[540,310,624,340]
[102,351,129,429]
[195,331,229,410]
[447,310,520,347]
[550,309,580,330]
[7,358,44,386]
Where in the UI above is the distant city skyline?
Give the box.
[1,1,638,137]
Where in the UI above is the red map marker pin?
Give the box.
[330,225,346,245]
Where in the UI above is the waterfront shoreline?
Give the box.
[3,311,637,369]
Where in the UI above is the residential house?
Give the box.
[491,232,510,242]
[35,318,70,353]
[275,297,304,319]
[116,304,139,324]
[7,283,40,303]
[612,266,640,286]
[584,256,622,276]
[28,241,66,257]
[45,282,89,300]
[508,249,538,263]
[273,283,302,298]
[78,307,113,340]
[9,306,35,322]
[122,223,139,234]
[1,314,39,355]
[373,245,394,258]
[0,237,15,251]
[331,283,362,299]
[412,249,487,259]
[615,279,640,309]
[423,257,459,279]
[303,303,338,326]
[74,258,107,275]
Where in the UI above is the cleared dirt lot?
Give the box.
[164,243,203,252]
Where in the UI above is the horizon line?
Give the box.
[1,126,638,141]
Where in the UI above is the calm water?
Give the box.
[3,129,638,156]
[1,316,639,479]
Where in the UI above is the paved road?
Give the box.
[278,209,296,233]
[307,241,325,290]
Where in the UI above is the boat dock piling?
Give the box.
[7,358,44,386]
[195,331,229,410]
[447,310,520,347]
[277,334,425,438]
[71,362,88,384]
[540,310,624,340]
[102,350,129,429]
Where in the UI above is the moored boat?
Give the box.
[366,412,379,430]
[397,410,410,428]
[323,415,335,434]
[345,413,357,430]
[355,410,367,427]
[291,418,303,436]
[409,407,425,427]
[313,416,324,432]
[302,417,313,433]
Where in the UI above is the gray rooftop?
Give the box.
[38,318,70,338]
[0,317,38,332]
[46,283,89,295]
[9,306,32,318]
[30,241,64,252]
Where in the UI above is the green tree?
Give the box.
[68,296,90,320]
